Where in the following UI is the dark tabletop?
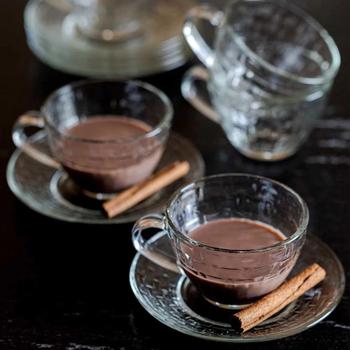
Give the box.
[1,1,350,349]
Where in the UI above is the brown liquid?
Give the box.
[190,218,285,249]
[57,116,163,193]
[181,218,295,304]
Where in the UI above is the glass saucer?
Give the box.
[6,132,204,224]
[129,231,345,342]
[24,0,194,79]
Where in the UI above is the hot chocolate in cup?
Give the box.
[132,174,308,309]
[12,80,173,197]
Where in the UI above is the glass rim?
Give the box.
[166,173,309,254]
[226,0,341,86]
[41,79,173,144]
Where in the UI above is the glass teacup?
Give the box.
[13,80,172,198]
[181,0,340,161]
[132,174,308,309]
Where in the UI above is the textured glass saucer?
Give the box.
[24,0,194,79]
[6,132,204,224]
[129,231,345,342]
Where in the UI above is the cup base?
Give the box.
[81,188,117,201]
[50,171,118,210]
[203,295,251,310]
[235,146,298,162]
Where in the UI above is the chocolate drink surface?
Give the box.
[182,218,295,304]
[58,116,163,193]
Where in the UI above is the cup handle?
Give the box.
[181,65,220,123]
[132,213,180,273]
[12,111,60,168]
[183,5,224,68]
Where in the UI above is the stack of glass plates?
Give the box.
[24,0,195,79]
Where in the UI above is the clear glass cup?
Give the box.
[12,80,172,197]
[72,0,149,42]
[181,0,340,161]
[132,174,309,309]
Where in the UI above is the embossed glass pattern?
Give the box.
[182,0,340,160]
[165,174,308,306]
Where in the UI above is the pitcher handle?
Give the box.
[12,111,60,168]
[132,213,180,273]
[181,65,220,123]
[183,5,224,68]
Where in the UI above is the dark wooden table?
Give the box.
[1,1,349,349]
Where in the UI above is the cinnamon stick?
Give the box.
[103,160,190,218]
[232,263,326,333]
